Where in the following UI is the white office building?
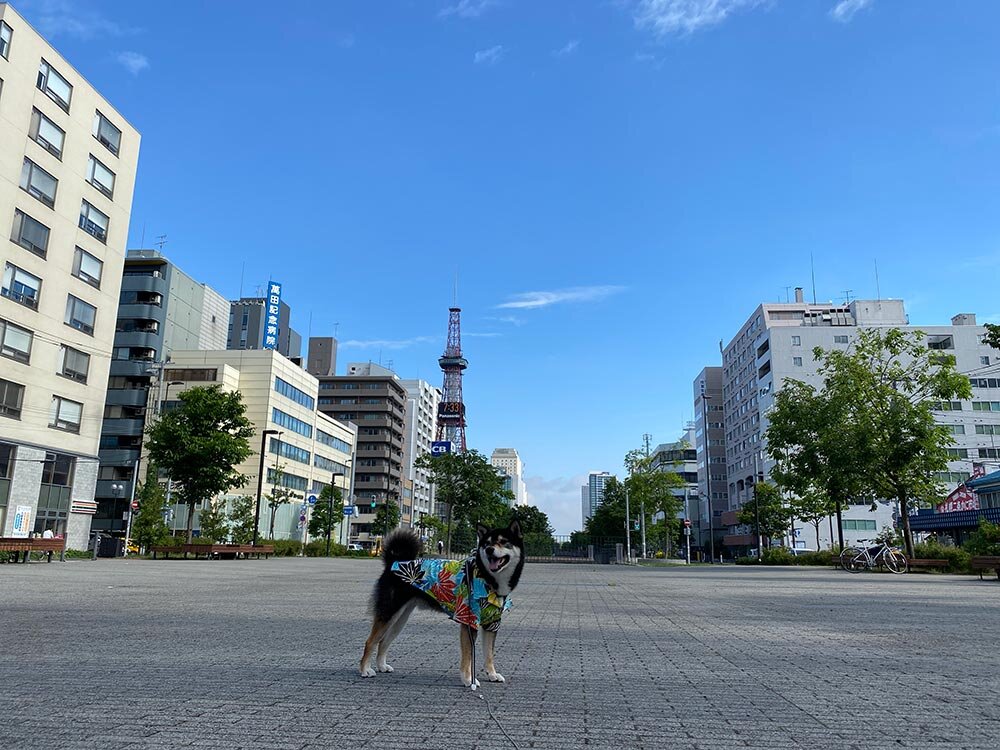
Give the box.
[401,377,441,528]
[491,448,527,507]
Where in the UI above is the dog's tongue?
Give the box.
[488,557,504,572]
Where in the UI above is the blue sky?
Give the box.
[18,0,1000,533]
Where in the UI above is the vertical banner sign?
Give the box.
[262,280,282,350]
[12,505,32,538]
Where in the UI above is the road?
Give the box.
[1,558,997,749]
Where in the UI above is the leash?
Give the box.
[462,557,521,749]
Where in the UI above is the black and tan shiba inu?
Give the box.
[359,521,525,687]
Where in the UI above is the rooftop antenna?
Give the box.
[783,285,792,303]
[333,322,340,338]
[874,259,881,301]
[841,289,854,304]
[642,432,652,457]
[454,270,459,307]
[308,311,312,339]
[155,234,167,252]
[140,222,146,248]
[238,261,245,298]
[810,253,817,304]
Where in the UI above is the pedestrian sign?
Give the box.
[307,495,318,506]
[343,506,355,516]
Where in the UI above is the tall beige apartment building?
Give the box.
[0,4,140,548]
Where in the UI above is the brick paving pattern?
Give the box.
[1,559,997,750]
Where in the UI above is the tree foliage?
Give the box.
[266,463,300,539]
[228,495,256,545]
[373,499,401,538]
[508,505,553,536]
[145,386,254,543]
[788,486,836,551]
[415,449,513,554]
[197,497,230,543]
[983,324,1000,352]
[130,465,170,551]
[737,482,792,548]
[308,484,343,544]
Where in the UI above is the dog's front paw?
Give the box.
[360,667,377,678]
[461,675,481,688]
[377,663,394,673]
[486,671,506,683]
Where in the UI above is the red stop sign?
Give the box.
[683,519,691,528]
[131,501,139,511]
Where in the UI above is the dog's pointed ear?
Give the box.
[508,519,522,539]
[477,523,489,540]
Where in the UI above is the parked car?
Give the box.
[346,543,363,551]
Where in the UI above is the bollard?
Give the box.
[92,532,100,560]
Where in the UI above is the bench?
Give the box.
[970,556,1000,581]
[0,537,67,563]
[907,558,949,571]
[151,544,274,560]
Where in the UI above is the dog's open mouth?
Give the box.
[487,553,510,573]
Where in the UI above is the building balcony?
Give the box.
[99,447,142,467]
[101,418,146,436]
[357,447,391,459]
[118,303,165,323]
[121,273,168,296]
[105,388,149,407]
[355,478,390,491]
[114,330,162,350]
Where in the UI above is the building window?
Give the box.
[163,368,217,382]
[72,247,103,288]
[266,468,308,492]
[49,396,82,433]
[37,60,73,112]
[2,263,41,309]
[60,345,90,383]
[976,424,999,435]
[841,519,877,531]
[0,378,24,419]
[980,448,1000,459]
[41,452,75,486]
[834,335,849,344]
[19,158,58,208]
[317,430,352,453]
[274,377,315,410]
[79,201,109,243]
[792,357,803,367]
[83,157,118,203]
[65,295,97,335]
[935,471,970,484]
[982,356,991,366]
[269,440,310,465]
[972,401,1000,412]
[944,424,965,436]
[29,108,66,159]
[929,401,963,411]
[93,111,122,156]
[791,336,801,346]
[945,448,969,458]
[0,318,32,364]
[10,209,50,258]
[272,408,312,438]
[0,21,11,59]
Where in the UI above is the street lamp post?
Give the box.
[254,429,281,546]
[111,483,124,556]
[700,392,716,564]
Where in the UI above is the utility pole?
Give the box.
[640,498,647,559]
[624,483,632,563]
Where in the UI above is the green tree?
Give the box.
[816,328,971,557]
[415,449,513,554]
[130,466,170,551]
[308,484,343,551]
[508,505,553,535]
[373,500,401,538]
[228,495,255,545]
[983,324,1000,351]
[266,463,299,539]
[624,448,685,556]
[584,476,627,540]
[766,376,871,552]
[737,482,792,550]
[788,485,836,551]
[197,497,229,542]
[145,385,254,543]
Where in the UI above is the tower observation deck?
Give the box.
[435,307,468,453]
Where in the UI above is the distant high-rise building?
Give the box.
[94,250,228,535]
[0,4,140,548]
[692,367,726,552]
[306,336,337,378]
[227,296,301,359]
[582,471,613,528]
[401,377,441,529]
[317,362,406,546]
[491,448,527,507]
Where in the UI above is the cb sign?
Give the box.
[431,441,452,456]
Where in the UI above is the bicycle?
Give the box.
[839,539,908,574]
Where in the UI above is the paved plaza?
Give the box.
[1,558,998,750]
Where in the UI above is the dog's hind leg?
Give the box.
[482,629,505,683]
[376,600,416,673]
[360,618,391,677]
[459,625,479,688]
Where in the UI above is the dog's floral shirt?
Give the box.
[391,558,512,632]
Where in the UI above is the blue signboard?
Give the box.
[262,280,282,350]
[431,441,452,456]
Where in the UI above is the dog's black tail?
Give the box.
[382,529,422,568]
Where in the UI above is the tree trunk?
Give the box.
[185,500,195,544]
[269,506,277,539]
[814,521,821,551]
[899,490,914,558]
[833,497,845,551]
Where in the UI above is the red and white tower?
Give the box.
[435,307,468,452]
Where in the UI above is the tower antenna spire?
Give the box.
[435,307,468,453]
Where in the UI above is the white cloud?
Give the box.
[829,0,873,23]
[496,285,626,309]
[339,336,436,349]
[485,315,526,326]
[552,39,580,57]
[474,45,505,65]
[464,332,502,338]
[116,51,149,76]
[440,0,495,19]
[632,0,769,37]
[23,0,141,39]
[525,474,589,536]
